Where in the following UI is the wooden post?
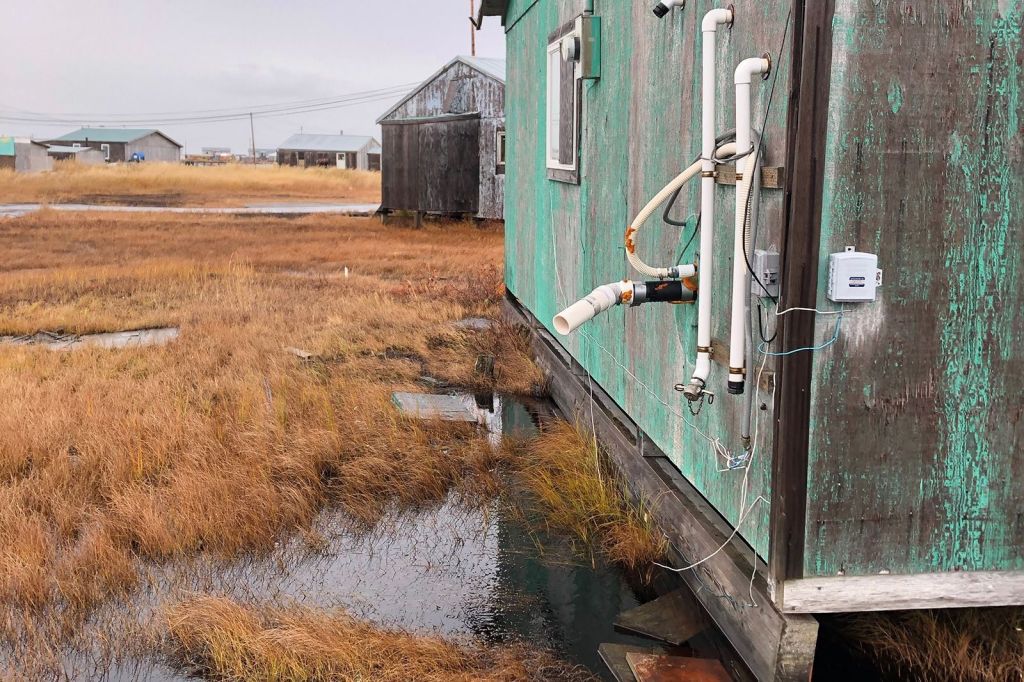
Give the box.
[249,112,257,166]
[469,0,476,57]
[415,211,424,229]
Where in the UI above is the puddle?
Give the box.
[0,327,179,351]
[50,395,730,680]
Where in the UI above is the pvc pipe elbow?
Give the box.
[553,281,631,335]
[735,56,771,85]
[701,7,733,32]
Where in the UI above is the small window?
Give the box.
[100,143,110,161]
[72,143,81,148]
[546,24,580,183]
[495,129,506,173]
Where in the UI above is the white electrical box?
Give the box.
[751,249,780,298]
[827,246,881,302]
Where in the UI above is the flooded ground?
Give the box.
[56,395,727,681]
[0,202,380,219]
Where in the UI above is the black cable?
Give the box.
[741,8,786,303]
[757,302,778,344]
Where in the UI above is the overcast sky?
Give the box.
[0,1,505,153]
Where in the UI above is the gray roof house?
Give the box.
[0,137,53,173]
[276,133,381,171]
[47,128,182,163]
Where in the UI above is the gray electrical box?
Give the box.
[827,246,881,302]
[751,249,780,298]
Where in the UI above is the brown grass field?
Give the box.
[0,208,665,678]
[0,163,381,206]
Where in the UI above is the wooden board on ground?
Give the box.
[599,643,664,682]
[391,392,476,422]
[614,589,706,646]
[626,654,732,682]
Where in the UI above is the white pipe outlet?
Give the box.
[683,7,733,402]
[553,281,632,335]
[728,55,771,394]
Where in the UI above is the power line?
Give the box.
[0,84,415,127]
[0,83,418,120]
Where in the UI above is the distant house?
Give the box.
[0,136,53,172]
[276,133,380,170]
[46,145,106,165]
[46,128,182,163]
[376,55,505,221]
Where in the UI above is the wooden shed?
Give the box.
[0,137,53,172]
[376,56,506,221]
[483,0,1024,678]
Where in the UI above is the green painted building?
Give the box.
[481,0,1023,677]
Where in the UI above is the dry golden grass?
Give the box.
[505,420,668,576]
[0,210,542,664]
[165,596,596,682]
[0,162,380,206]
[837,608,1024,681]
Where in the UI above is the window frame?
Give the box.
[545,19,581,184]
[100,143,110,161]
[495,128,506,174]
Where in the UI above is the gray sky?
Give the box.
[0,1,505,153]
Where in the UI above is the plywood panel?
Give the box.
[505,0,795,558]
[804,1,1024,576]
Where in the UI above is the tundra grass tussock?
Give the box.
[508,420,668,576]
[165,596,597,682]
[837,607,1024,681]
[0,211,530,672]
[0,162,380,206]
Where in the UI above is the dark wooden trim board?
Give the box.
[382,112,482,126]
[770,0,837,588]
[783,571,1024,614]
[504,293,818,682]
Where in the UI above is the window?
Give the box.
[100,143,110,161]
[546,23,581,183]
[72,143,81,148]
[495,129,506,174]
[336,152,347,169]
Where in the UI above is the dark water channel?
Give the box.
[86,395,731,680]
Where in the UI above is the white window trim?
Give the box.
[72,143,81,148]
[495,129,506,166]
[545,39,578,173]
[100,143,110,161]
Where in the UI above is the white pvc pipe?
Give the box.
[553,281,632,335]
[728,56,771,394]
[625,140,738,282]
[685,7,733,399]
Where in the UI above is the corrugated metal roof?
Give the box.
[47,145,94,154]
[376,55,506,124]
[51,127,182,147]
[276,133,376,153]
[367,143,382,155]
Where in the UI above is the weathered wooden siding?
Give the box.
[804,1,1024,577]
[381,116,482,214]
[505,0,795,557]
[380,59,505,219]
[126,133,181,162]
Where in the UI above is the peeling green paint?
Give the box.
[887,80,904,114]
[807,1,1024,576]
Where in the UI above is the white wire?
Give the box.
[775,305,847,316]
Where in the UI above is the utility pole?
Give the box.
[469,0,476,57]
[249,112,257,166]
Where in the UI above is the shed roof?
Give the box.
[277,133,376,153]
[47,145,96,154]
[475,0,508,26]
[376,55,506,124]
[367,143,382,155]
[51,127,182,148]
[0,136,14,156]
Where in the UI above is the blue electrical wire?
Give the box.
[757,314,843,357]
